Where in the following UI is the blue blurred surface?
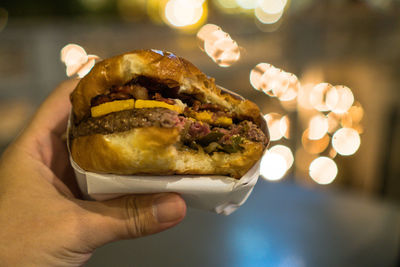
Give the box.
[87,178,400,267]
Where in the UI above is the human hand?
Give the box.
[0,79,186,266]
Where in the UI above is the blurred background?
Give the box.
[0,0,399,266]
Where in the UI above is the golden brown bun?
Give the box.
[70,49,261,123]
[71,127,264,179]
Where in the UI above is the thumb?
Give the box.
[79,193,186,248]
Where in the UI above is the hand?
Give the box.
[0,79,186,266]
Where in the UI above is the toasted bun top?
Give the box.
[70,49,260,123]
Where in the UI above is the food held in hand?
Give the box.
[70,49,269,178]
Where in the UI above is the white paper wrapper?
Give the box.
[68,86,268,215]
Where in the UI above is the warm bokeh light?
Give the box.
[327,112,340,134]
[302,129,330,154]
[309,157,338,185]
[332,128,361,156]
[236,0,257,9]
[308,114,328,140]
[215,0,239,9]
[260,150,288,181]
[250,63,270,92]
[269,145,294,170]
[197,23,221,50]
[280,115,290,139]
[165,0,204,27]
[348,101,364,123]
[250,63,297,99]
[60,44,99,78]
[309,83,333,112]
[297,84,315,110]
[264,113,283,141]
[328,147,337,158]
[255,0,287,24]
[197,24,240,67]
[327,85,354,114]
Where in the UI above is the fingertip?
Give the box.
[153,193,186,225]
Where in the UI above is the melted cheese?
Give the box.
[194,111,232,126]
[135,100,183,113]
[91,99,135,117]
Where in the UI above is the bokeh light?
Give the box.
[308,114,328,140]
[197,24,240,67]
[260,150,288,181]
[280,115,290,139]
[269,145,294,170]
[327,112,340,133]
[327,85,354,114]
[255,0,287,24]
[165,0,204,28]
[236,0,257,9]
[332,128,361,156]
[250,63,298,98]
[60,44,99,78]
[309,157,338,185]
[264,113,283,141]
[302,129,330,154]
[309,83,333,112]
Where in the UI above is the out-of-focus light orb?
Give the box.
[255,5,283,24]
[278,74,298,101]
[302,129,330,154]
[197,23,221,49]
[258,0,287,14]
[327,85,354,114]
[250,63,270,91]
[216,0,239,9]
[0,8,8,32]
[327,112,340,133]
[210,37,240,67]
[309,83,333,112]
[269,145,294,170]
[280,115,290,139]
[255,0,287,24]
[260,151,287,181]
[328,147,337,158]
[60,44,99,78]
[264,113,283,141]
[348,101,364,123]
[250,63,296,98]
[199,25,240,67]
[61,44,87,67]
[165,0,204,27]
[332,128,361,156]
[309,157,338,185]
[236,0,257,9]
[297,84,314,110]
[308,114,328,140]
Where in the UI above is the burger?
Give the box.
[70,49,269,179]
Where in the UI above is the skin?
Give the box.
[0,79,186,266]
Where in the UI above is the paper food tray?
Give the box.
[68,86,269,215]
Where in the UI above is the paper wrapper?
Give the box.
[68,86,269,215]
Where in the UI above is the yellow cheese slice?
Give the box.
[135,99,183,113]
[91,99,135,117]
[194,111,232,126]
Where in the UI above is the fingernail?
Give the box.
[153,194,185,223]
